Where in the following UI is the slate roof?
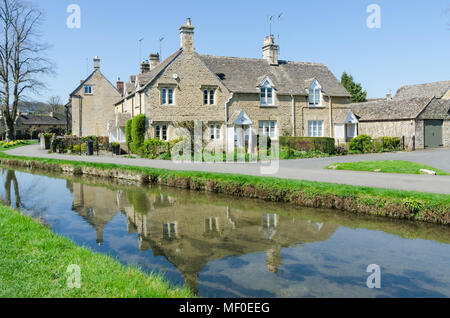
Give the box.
[395,81,450,99]
[350,97,433,121]
[198,55,350,97]
[18,114,66,125]
[418,98,450,120]
[116,49,183,104]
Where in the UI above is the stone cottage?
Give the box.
[113,19,351,153]
[68,57,121,137]
[348,81,450,149]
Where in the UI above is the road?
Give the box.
[5,145,450,194]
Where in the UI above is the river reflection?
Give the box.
[1,167,449,297]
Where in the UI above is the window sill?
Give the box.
[260,105,277,108]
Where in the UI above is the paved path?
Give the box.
[5,145,450,194]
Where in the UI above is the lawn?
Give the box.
[326,160,450,176]
[0,204,194,298]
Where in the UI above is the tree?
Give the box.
[341,72,367,103]
[0,0,52,141]
[46,95,64,115]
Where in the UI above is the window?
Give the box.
[161,88,174,105]
[308,120,324,137]
[203,90,215,105]
[155,125,168,141]
[210,124,221,140]
[136,93,141,107]
[163,222,178,240]
[308,80,322,106]
[259,121,277,138]
[84,85,93,95]
[260,87,274,106]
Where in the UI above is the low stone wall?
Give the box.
[358,120,417,150]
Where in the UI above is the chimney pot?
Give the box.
[116,77,124,95]
[140,60,150,73]
[262,36,279,66]
[149,53,160,70]
[179,18,195,52]
[93,56,100,70]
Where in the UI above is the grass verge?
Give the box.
[326,160,450,176]
[0,151,449,225]
[0,204,194,298]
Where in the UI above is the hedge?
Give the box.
[127,115,146,154]
[125,119,133,150]
[279,136,336,154]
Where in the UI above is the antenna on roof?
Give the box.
[277,12,283,57]
[138,37,144,63]
[268,15,274,36]
[159,37,164,60]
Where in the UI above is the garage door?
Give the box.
[424,120,443,148]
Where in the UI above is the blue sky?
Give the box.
[33,0,450,103]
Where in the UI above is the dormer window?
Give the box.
[203,89,215,105]
[84,85,93,95]
[308,80,322,106]
[260,78,275,106]
[161,88,174,105]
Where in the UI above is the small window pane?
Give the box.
[162,125,167,140]
[204,90,208,105]
[156,126,160,139]
[161,89,166,104]
[210,90,215,105]
[216,125,220,139]
[168,89,173,104]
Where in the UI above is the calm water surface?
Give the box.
[1,167,449,298]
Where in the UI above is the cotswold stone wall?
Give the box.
[358,120,417,150]
[444,120,450,148]
[72,71,120,137]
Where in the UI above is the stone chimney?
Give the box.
[130,75,136,84]
[116,77,124,95]
[149,53,160,70]
[140,60,150,73]
[179,18,195,52]
[93,56,100,70]
[386,93,392,100]
[262,36,279,66]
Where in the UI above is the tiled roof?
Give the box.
[18,114,66,125]
[395,81,450,99]
[198,54,350,97]
[350,97,433,121]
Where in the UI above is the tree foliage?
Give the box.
[341,72,367,103]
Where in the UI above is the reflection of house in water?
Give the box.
[67,181,338,295]
[66,181,119,245]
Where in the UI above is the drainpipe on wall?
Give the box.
[290,92,296,136]
[225,92,234,153]
[328,95,333,138]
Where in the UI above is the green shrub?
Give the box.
[382,137,401,152]
[73,145,81,153]
[130,115,146,154]
[349,135,373,153]
[403,198,423,215]
[125,119,133,149]
[279,136,336,154]
[81,143,87,153]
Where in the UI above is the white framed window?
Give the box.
[209,124,221,140]
[203,89,215,105]
[163,222,178,240]
[161,88,174,105]
[260,81,274,106]
[136,92,141,107]
[308,120,324,137]
[259,120,277,139]
[84,85,93,95]
[308,80,322,106]
[155,125,168,141]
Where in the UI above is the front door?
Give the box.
[424,120,443,148]
[234,125,250,148]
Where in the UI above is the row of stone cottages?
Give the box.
[66,19,450,153]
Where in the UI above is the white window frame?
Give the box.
[308,120,324,137]
[258,120,277,139]
[84,85,93,95]
[209,124,221,140]
[259,78,275,106]
[155,124,168,141]
[203,89,216,105]
[161,88,174,105]
[308,80,322,107]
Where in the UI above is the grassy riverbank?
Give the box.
[0,204,194,298]
[326,160,450,176]
[0,152,449,225]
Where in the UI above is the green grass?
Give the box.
[0,139,37,152]
[0,204,194,298]
[326,160,450,176]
